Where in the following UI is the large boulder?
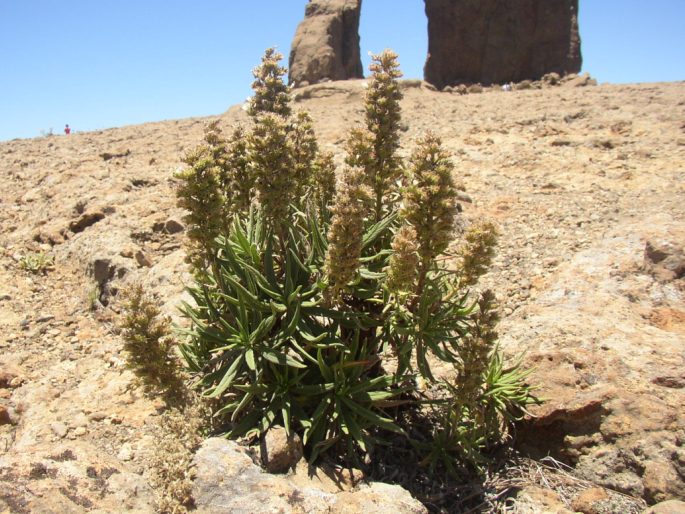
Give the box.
[289,0,363,87]
[424,0,582,89]
[192,438,427,514]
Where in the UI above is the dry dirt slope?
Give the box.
[0,80,684,512]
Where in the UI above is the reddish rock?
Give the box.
[134,250,152,268]
[571,487,609,514]
[424,0,582,89]
[644,239,685,282]
[0,405,11,425]
[261,426,304,473]
[68,211,105,233]
[289,0,363,87]
[643,461,685,505]
[515,486,575,514]
[0,371,17,389]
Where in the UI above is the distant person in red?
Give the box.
[64,124,71,135]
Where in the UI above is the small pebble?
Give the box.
[117,445,133,461]
[50,422,68,438]
[88,412,107,422]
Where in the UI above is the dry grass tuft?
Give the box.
[478,456,647,514]
[148,398,206,514]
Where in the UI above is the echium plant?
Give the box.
[175,48,538,472]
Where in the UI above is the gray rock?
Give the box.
[117,443,134,462]
[134,250,152,268]
[644,500,685,514]
[50,422,68,438]
[164,218,184,234]
[643,239,685,282]
[193,438,427,514]
[106,471,156,511]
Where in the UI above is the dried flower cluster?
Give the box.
[364,50,404,220]
[148,402,204,514]
[457,220,498,286]
[402,132,458,267]
[120,284,177,392]
[175,138,225,268]
[247,47,291,119]
[312,151,337,216]
[385,224,419,294]
[324,166,371,300]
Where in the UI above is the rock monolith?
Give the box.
[289,0,363,87]
[424,0,582,89]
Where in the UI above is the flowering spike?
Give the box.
[365,50,404,220]
[312,151,337,216]
[220,125,253,218]
[385,224,419,295]
[175,139,224,269]
[458,290,499,401]
[402,132,458,266]
[248,48,291,118]
[458,220,498,287]
[247,113,295,234]
[324,166,371,301]
[290,110,319,199]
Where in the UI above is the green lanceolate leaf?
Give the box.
[263,350,307,369]
[339,404,367,451]
[208,353,245,398]
[340,397,406,436]
[222,274,270,313]
[303,396,332,446]
[362,212,398,250]
[283,300,301,337]
[249,314,277,344]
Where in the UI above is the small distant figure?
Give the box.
[501,83,512,92]
[64,124,71,135]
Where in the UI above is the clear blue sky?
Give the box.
[1,1,684,142]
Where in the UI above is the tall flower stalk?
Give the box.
[401,132,458,292]
[324,166,371,302]
[361,50,404,222]
[247,48,291,119]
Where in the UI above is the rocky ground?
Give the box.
[0,78,684,513]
